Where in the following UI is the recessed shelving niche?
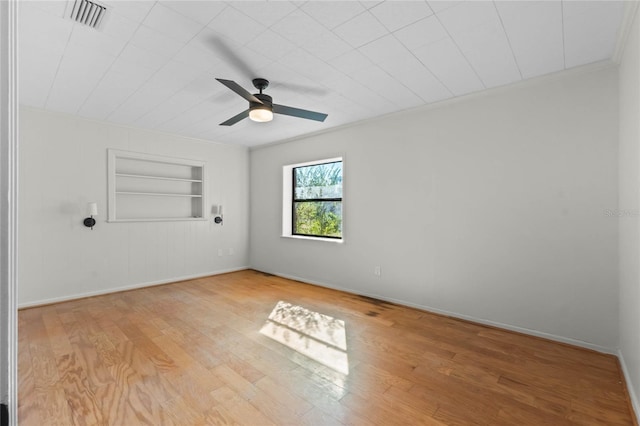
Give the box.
[108,149,207,222]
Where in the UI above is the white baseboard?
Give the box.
[18,266,250,309]
[263,270,616,355]
[619,349,640,422]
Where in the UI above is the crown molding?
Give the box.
[251,60,617,152]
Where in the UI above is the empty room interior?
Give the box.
[3,0,640,424]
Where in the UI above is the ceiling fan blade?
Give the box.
[220,109,249,126]
[269,81,329,97]
[216,78,262,104]
[210,36,255,80]
[273,104,328,122]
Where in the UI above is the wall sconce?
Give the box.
[212,205,223,225]
[83,202,98,230]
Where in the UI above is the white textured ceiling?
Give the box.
[19,0,626,147]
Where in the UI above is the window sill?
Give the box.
[281,234,344,244]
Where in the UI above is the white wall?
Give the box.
[18,107,249,306]
[618,5,640,416]
[250,66,619,351]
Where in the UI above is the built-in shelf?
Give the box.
[115,191,203,198]
[108,149,207,222]
[109,217,206,222]
[114,173,203,183]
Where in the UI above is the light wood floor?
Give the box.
[19,270,637,425]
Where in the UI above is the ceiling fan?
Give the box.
[216,78,328,126]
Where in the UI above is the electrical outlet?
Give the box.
[217,249,224,257]
[228,248,235,255]
[374,266,381,276]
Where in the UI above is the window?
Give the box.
[283,158,343,241]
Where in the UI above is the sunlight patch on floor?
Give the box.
[259,301,349,375]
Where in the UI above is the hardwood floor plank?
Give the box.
[17,320,39,426]
[349,362,413,392]
[41,310,74,358]
[224,354,266,384]
[34,385,75,426]
[29,342,60,389]
[111,340,178,405]
[211,364,258,401]
[254,375,314,416]
[201,405,242,426]
[162,395,206,426]
[383,385,440,417]
[18,270,637,425]
[125,382,173,426]
[63,316,115,390]
[93,381,131,426]
[339,391,438,426]
[495,375,571,417]
[299,406,346,426]
[210,386,276,426]
[494,400,574,426]
[55,351,104,425]
[569,398,637,425]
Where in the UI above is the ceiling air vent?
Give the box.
[70,0,107,29]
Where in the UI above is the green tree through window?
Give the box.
[293,161,342,238]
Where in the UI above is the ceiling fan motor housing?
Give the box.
[251,93,273,110]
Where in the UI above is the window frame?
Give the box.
[282,157,344,243]
[291,160,343,239]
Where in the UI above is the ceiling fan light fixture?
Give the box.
[249,106,273,122]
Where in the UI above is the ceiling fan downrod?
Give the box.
[252,78,269,94]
